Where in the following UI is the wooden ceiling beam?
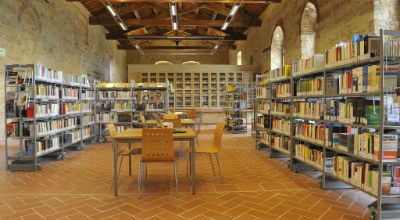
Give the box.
[107,34,246,41]
[118,45,229,50]
[103,0,278,3]
[89,17,260,27]
[203,3,251,22]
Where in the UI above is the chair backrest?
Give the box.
[106,124,117,137]
[213,122,225,151]
[142,128,174,162]
[163,113,178,120]
[164,118,182,128]
[188,109,197,119]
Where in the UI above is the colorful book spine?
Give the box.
[295,144,323,169]
[292,101,323,119]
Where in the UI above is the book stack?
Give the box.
[33,103,59,118]
[96,113,116,123]
[295,77,324,96]
[35,84,59,100]
[272,83,291,98]
[269,66,291,81]
[271,118,291,135]
[69,74,90,87]
[330,156,379,196]
[292,101,323,119]
[353,34,380,61]
[293,54,324,75]
[62,103,80,115]
[271,102,290,115]
[325,42,356,67]
[325,98,379,125]
[295,144,323,169]
[294,122,327,145]
[116,126,128,133]
[36,65,63,83]
[272,136,290,152]
[260,131,270,145]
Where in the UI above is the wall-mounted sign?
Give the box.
[0,48,5,57]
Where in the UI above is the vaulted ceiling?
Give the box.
[67,0,281,54]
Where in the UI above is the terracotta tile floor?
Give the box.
[0,126,374,219]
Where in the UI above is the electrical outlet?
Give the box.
[0,48,5,57]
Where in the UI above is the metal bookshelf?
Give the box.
[255,30,400,219]
[222,83,249,134]
[4,64,94,171]
[95,81,170,141]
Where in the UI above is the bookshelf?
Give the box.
[95,81,170,141]
[4,64,94,171]
[223,83,249,133]
[255,30,400,219]
[140,71,247,110]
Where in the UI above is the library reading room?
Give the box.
[1,0,400,219]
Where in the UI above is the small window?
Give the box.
[237,51,242,65]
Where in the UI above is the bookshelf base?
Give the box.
[322,176,354,190]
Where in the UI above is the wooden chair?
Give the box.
[187,122,225,181]
[138,128,179,196]
[107,124,140,188]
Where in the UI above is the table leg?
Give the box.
[128,142,132,176]
[191,138,196,194]
[113,140,118,196]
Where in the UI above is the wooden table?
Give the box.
[145,119,195,128]
[112,128,197,196]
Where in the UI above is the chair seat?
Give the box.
[118,148,142,156]
[187,146,219,154]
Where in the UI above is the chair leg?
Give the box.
[195,136,200,148]
[215,154,223,182]
[137,161,142,193]
[174,161,179,197]
[208,154,216,176]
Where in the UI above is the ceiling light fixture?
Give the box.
[169,1,178,31]
[221,0,243,31]
[100,0,128,31]
[128,36,144,55]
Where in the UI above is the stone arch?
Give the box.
[270,26,284,70]
[300,2,317,59]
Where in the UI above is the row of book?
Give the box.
[62,103,80,115]
[36,65,63,83]
[271,118,291,135]
[325,98,379,125]
[116,126,129,133]
[271,102,290,115]
[272,136,290,153]
[34,118,77,136]
[82,127,93,139]
[257,101,270,113]
[295,144,323,169]
[292,101,323,119]
[112,102,133,112]
[26,136,61,156]
[98,91,135,100]
[62,88,79,100]
[272,83,291,98]
[294,77,324,96]
[330,156,379,196]
[260,131,270,144]
[65,130,81,144]
[294,122,327,145]
[96,113,116,123]
[256,87,269,99]
[269,65,291,80]
[81,91,95,100]
[292,54,324,75]
[82,115,96,126]
[81,103,94,113]
[68,74,90,87]
[32,104,59,118]
[35,85,59,99]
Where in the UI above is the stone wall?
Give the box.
[233,0,376,73]
[126,50,229,65]
[0,0,127,138]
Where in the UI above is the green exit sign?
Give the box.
[0,48,5,57]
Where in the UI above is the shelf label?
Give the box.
[0,48,5,57]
